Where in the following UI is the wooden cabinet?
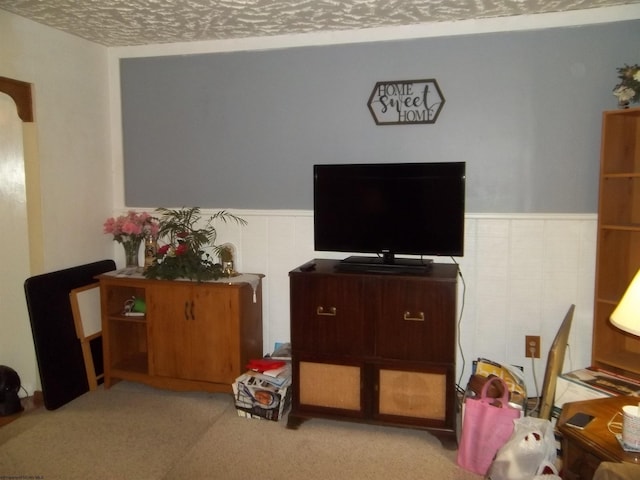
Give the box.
[288,259,458,445]
[592,107,640,380]
[98,272,263,393]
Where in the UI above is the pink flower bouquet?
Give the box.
[103,210,159,243]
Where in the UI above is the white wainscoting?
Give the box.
[117,210,597,396]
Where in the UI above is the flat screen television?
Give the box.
[314,162,465,271]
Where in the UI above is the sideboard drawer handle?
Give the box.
[317,306,337,316]
[403,311,425,321]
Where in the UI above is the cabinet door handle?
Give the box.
[403,311,425,321]
[184,301,189,320]
[316,306,337,316]
[190,301,195,320]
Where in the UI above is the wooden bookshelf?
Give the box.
[592,107,640,381]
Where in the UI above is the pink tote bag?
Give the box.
[457,376,521,475]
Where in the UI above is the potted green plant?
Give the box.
[144,207,246,281]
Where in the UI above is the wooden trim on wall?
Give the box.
[0,76,34,122]
[0,75,44,274]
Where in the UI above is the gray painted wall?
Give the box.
[121,20,640,212]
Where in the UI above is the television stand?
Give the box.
[288,259,459,447]
[336,256,433,274]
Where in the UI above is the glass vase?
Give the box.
[122,238,142,268]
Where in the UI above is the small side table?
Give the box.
[557,396,640,480]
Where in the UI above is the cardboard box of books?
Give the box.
[232,362,292,421]
[551,367,640,429]
[554,367,640,409]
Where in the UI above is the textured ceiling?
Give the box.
[0,0,638,47]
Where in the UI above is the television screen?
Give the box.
[314,162,465,269]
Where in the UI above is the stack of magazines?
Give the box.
[232,343,292,421]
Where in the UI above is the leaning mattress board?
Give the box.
[24,259,115,409]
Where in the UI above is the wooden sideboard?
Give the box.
[288,259,458,447]
[97,272,263,393]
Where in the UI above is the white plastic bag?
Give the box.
[487,416,557,480]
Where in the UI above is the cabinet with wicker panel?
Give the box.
[288,259,458,446]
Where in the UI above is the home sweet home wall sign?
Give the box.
[367,79,445,125]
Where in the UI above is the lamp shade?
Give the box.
[610,269,640,337]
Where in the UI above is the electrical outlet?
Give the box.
[525,335,541,358]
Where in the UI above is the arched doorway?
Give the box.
[0,76,43,394]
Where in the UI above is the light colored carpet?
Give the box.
[0,382,483,480]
